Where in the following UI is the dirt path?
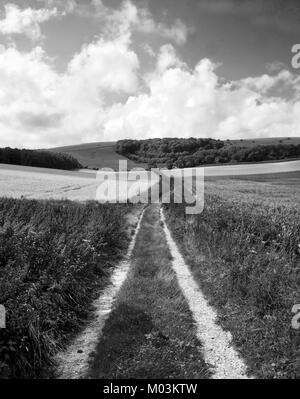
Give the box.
[160,208,250,379]
[88,204,210,379]
[56,208,145,379]
[56,204,251,379]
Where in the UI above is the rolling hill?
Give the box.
[50,141,142,170]
[50,137,300,170]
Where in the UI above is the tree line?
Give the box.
[116,138,300,168]
[0,147,82,170]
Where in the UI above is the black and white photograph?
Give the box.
[0,0,299,389]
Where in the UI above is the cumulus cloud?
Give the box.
[136,11,192,45]
[102,46,300,141]
[67,37,139,94]
[78,0,192,45]
[239,70,295,93]
[0,38,300,148]
[0,0,299,148]
[0,32,140,147]
[0,3,58,41]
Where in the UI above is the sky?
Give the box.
[0,0,300,148]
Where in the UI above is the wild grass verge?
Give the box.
[89,205,209,379]
[0,197,134,378]
[163,193,299,379]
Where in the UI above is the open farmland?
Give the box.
[0,163,154,202]
[50,138,300,171]
[0,163,98,201]
[50,142,144,170]
[1,159,300,201]
[0,159,299,380]
[163,171,300,378]
[205,170,300,206]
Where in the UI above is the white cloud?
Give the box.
[0,1,299,148]
[238,70,295,93]
[135,7,192,45]
[67,37,139,94]
[77,0,192,46]
[155,44,186,73]
[0,3,58,41]
[102,46,300,141]
[0,30,140,147]
[156,19,192,46]
[0,40,300,148]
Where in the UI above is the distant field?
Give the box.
[49,138,300,171]
[51,142,143,170]
[203,159,300,176]
[0,160,299,202]
[207,170,300,185]
[225,137,300,147]
[0,163,98,201]
[0,163,151,202]
[205,171,300,207]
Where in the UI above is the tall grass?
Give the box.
[164,194,299,378]
[0,198,133,378]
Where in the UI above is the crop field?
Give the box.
[163,172,300,378]
[0,159,299,379]
[50,138,300,171]
[0,163,154,203]
[0,163,99,201]
[205,171,300,206]
[1,160,299,202]
[0,197,138,378]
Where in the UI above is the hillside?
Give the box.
[51,141,143,170]
[116,137,300,169]
[50,137,300,171]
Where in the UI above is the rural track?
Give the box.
[56,204,251,379]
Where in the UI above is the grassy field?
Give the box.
[0,163,154,202]
[0,198,137,378]
[205,171,300,206]
[163,171,300,379]
[0,151,299,379]
[51,142,143,170]
[208,171,300,185]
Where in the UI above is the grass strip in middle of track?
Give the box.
[88,204,210,379]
